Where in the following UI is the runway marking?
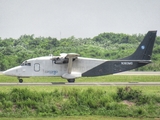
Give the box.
[1,82,160,86]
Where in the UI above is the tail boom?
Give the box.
[82,60,151,77]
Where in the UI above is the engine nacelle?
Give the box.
[53,57,69,64]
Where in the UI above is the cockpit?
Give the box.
[21,61,31,66]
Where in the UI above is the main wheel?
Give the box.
[67,79,75,83]
[19,79,23,83]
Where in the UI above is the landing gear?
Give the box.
[18,78,23,83]
[67,79,75,83]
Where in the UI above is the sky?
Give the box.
[0,0,160,39]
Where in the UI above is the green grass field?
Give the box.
[0,85,159,94]
[0,116,157,120]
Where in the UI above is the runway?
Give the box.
[1,82,160,86]
[0,71,160,86]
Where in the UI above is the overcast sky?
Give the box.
[0,0,160,39]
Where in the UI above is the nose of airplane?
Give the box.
[3,69,15,76]
[3,67,19,76]
[2,71,7,75]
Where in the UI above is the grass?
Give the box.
[0,74,160,95]
[0,86,159,95]
[0,75,160,83]
[0,116,157,120]
[0,87,160,118]
[0,87,159,118]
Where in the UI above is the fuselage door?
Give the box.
[34,63,40,72]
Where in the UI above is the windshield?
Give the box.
[21,61,31,66]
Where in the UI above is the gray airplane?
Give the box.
[3,31,157,83]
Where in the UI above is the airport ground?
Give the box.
[0,72,160,119]
[0,71,160,84]
[23,71,160,85]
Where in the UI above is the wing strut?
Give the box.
[66,53,79,74]
[62,53,81,81]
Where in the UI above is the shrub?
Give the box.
[10,88,42,102]
[3,101,13,108]
[117,87,151,105]
[0,102,3,109]
[0,92,7,102]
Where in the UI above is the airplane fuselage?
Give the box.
[4,55,151,79]
[4,56,106,78]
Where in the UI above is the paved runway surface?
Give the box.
[0,82,160,86]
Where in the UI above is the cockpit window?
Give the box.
[21,61,31,66]
[21,63,24,66]
[26,63,31,66]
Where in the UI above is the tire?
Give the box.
[67,79,75,83]
[19,79,23,83]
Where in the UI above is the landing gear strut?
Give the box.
[67,79,75,83]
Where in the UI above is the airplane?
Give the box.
[3,31,157,83]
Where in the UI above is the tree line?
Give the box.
[0,32,160,71]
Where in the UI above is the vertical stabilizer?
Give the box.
[122,31,157,60]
